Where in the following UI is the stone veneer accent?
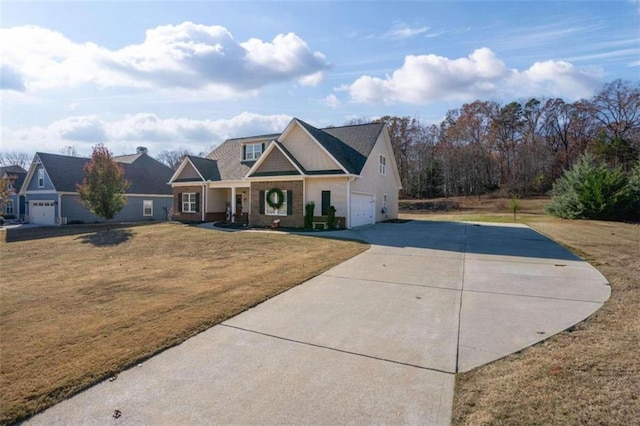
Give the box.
[250,180,304,228]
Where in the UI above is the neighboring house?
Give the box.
[169,118,401,229]
[1,165,27,219]
[19,149,173,225]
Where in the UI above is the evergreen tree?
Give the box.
[547,153,638,221]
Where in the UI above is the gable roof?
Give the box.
[206,135,274,181]
[171,119,387,184]
[294,119,382,175]
[246,141,306,178]
[1,166,28,192]
[23,152,172,195]
[1,165,27,174]
[186,155,221,181]
[35,153,90,192]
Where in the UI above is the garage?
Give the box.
[350,193,375,228]
[30,201,56,225]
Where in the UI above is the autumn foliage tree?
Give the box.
[358,79,638,203]
[0,174,15,211]
[77,145,130,221]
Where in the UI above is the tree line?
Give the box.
[361,79,639,199]
[2,79,637,202]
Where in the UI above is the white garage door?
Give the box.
[350,193,375,228]
[30,201,56,225]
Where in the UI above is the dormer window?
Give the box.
[244,143,263,161]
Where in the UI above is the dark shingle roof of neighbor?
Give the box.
[1,166,28,191]
[204,120,384,180]
[1,165,27,174]
[35,152,173,195]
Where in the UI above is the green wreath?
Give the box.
[266,188,285,209]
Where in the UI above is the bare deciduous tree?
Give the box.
[0,152,31,169]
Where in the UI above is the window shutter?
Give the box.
[243,145,247,160]
[287,190,293,215]
[261,142,265,153]
[259,190,265,214]
[177,192,182,212]
[195,192,201,212]
[321,191,331,215]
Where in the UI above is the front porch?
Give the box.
[172,183,250,224]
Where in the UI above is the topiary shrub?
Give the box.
[304,202,315,229]
[547,153,639,221]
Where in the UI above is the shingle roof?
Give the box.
[206,135,274,180]
[119,154,173,194]
[36,153,90,193]
[1,165,28,192]
[113,153,143,164]
[0,165,27,174]
[1,166,27,192]
[203,120,384,180]
[294,119,380,174]
[323,122,386,162]
[186,155,221,181]
[35,152,172,195]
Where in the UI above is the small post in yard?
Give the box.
[509,197,520,222]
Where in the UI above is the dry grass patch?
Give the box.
[0,223,368,424]
[400,198,640,424]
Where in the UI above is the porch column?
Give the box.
[231,186,236,223]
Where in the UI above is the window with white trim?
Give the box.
[182,193,196,213]
[244,143,263,160]
[265,190,287,216]
[143,200,153,216]
[379,154,386,175]
[38,169,45,187]
[5,199,14,214]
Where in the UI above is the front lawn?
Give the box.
[0,223,368,424]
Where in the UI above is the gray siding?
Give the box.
[2,194,20,216]
[24,193,59,219]
[26,165,55,191]
[61,194,172,223]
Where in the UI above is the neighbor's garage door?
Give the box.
[350,193,375,227]
[30,201,56,225]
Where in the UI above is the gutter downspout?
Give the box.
[346,176,356,229]
[58,193,62,225]
[202,184,206,222]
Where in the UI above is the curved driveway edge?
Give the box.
[26,220,609,425]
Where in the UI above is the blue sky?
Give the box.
[1,0,638,157]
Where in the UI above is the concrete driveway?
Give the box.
[27,220,610,425]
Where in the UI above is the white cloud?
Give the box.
[347,48,601,105]
[1,112,293,157]
[323,94,341,109]
[49,115,108,142]
[0,23,329,97]
[382,24,430,40]
[298,71,325,87]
